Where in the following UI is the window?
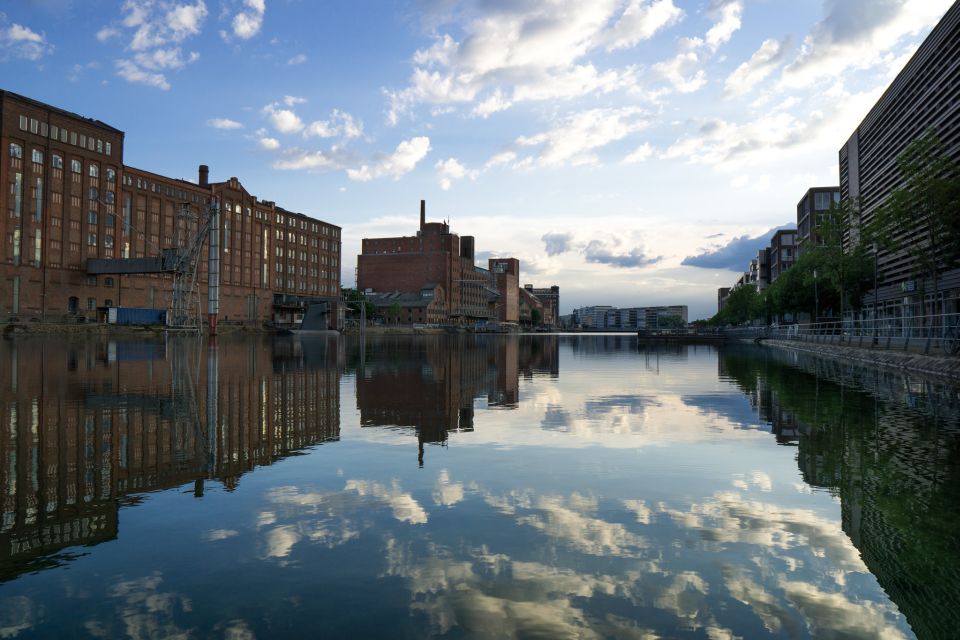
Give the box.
[104,235,114,249]
[61,129,67,143]
[89,164,99,178]
[9,143,22,159]
[18,115,27,131]
[70,132,77,146]
[71,159,81,173]
[87,297,96,311]
[31,149,43,164]
[87,233,97,247]
[51,125,59,140]
[40,123,48,137]
[104,277,114,287]
[105,214,115,228]
[88,187,99,201]
[105,142,112,156]
[51,154,63,169]
[79,134,86,148]
[30,118,38,134]
[104,191,115,204]
[96,139,103,153]
[88,211,98,225]
[814,192,832,210]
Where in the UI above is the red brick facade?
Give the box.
[1,90,341,324]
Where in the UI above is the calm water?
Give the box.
[0,334,958,639]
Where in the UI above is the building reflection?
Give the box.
[718,346,960,639]
[353,335,559,464]
[0,335,341,581]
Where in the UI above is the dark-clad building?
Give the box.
[796,186,840,254]
[768,229,797,282]
[839,1,960,317]
[1,90,341,326]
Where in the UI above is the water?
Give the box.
[0,334,957,639]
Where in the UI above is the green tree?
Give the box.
[714,285,762,325]
[814,199,874,317]
[530,308,542,326]
[341,287,375,322]
[388,301,402,325]
[867,131,960,316]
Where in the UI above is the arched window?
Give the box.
[9,143,22,159]
[89,164,99,178]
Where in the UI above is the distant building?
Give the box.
[574,306,614,329]
[769,229,797,282]
[357,200,491,324]
[755,248,771,291]
[519,287,545,327]
[574,305,687,329]
[839,1,960,317]
[489,258,520,323]
[717,287,731,313]
[366,285,447,325]
[523,284,560,327]
[796,187,840,254]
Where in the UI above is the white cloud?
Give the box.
[623,142,653,164]
[484,151,517,170]
[384,0,681,123]
[207,117,243,129]
[263,103,304,134]
[227,0,266,40]
[133,47,199,70]
[304,110,363,140]
[347,136,432,182]
[273,149,341,171]
[282,95,306,106]
[705,0,743,50]
[603,0,684,51]
[96,26,120,43]
[725,38,790,96]
[286,53,307,65]
[510,106,651,168]
[653,51,706,93]
[435,157,477,190]
[259,136,280,151]
[780,0,953,88]
[115,59,171,90]
[0,21,53,61]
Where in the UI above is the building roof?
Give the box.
[367,291,436,308]
[1,89,124,134]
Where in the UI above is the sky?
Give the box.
[0,0,953,319]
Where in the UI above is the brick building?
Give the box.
[358,200,492,324]
[490,257,520,323]
[523,284,559,327]
[1,90,341,326]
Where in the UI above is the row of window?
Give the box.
[18,115,113,157]
[10,143,118,183]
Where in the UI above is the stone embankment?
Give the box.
[760,338,960,382]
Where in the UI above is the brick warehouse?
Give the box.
[358,200,493,323]
[1,90,341,325]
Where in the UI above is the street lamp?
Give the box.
[813,268,819,329]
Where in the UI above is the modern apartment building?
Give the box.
[574,305,687,330]
[839,1,960,316]
[769,229,797,282]
[0,90,341,325]
[796,187,840,254]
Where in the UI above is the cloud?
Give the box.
[0,20,53,60]
[115,59,171,90]
[272,148,344,171]
[258,136,280,151]
[541,232,575,257]
[724,38,790,96]
[653,51,706,93]
[226,0,266,40]
[108,1,207,89]
[384,0,679,123]
[623,142,653,164]
[263,102,304,133]
[780,0,953,88]
[347,136,432,182]
[705,0,743,50]
[286,53,307,65]
[303,110,363,140]
[207,117,243,129]
[511,106,651,168]
[583,238,662,269]
[435,157,476,190]
[603,0,684,51]
[681,225,792,270]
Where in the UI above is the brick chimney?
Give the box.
[199,164,209,187]
[420,199,426,229]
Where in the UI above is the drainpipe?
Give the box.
[207,198,220,335]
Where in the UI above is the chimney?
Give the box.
[199,164,209,187]
[420,199,426,228]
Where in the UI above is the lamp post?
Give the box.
[873,242,879,345]
[813,268,819,329]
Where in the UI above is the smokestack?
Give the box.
[199,164,209,187]
[420,199,426,228]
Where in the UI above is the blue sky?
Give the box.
[1,0,952,318]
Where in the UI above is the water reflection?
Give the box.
[0,336,955,639]
[0,336,340,581]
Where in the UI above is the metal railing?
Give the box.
[766,312,960,355]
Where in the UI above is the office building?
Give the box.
[839,1,960,316]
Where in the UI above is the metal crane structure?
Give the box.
[87,198,221,334]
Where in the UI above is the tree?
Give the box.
[341,287,375,322]
[815,199,874,318]
[530,308,542,326]
[868,131,960,316]
[713,285,762,325]
[388,301,402,325]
